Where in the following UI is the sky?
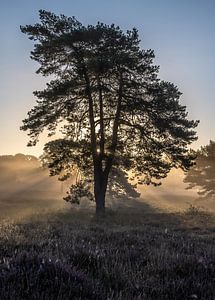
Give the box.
[0,0,215,157]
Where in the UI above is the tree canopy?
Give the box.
[21,10,198,214]
[184,140,215,199]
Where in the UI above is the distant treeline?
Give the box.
[0,154,69,198]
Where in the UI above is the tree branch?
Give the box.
[105,72,123,174]
[97,75,105,158]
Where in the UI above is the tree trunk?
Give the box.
[94,168,108,216]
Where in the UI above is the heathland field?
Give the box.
[0,207,214,300]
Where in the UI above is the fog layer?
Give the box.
[0,154,214,220]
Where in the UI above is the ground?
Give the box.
[0,206,214,299]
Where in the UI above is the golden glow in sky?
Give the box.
[0,0,215,156]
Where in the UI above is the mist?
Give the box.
[0,154,72,220]
[0,153,214,221]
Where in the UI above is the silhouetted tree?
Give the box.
[184,140,215,199]
[21,10,198,215]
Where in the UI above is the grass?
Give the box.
[0,207,214,299]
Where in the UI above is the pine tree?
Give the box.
[184,140,215,199]
[21,10,198,215]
